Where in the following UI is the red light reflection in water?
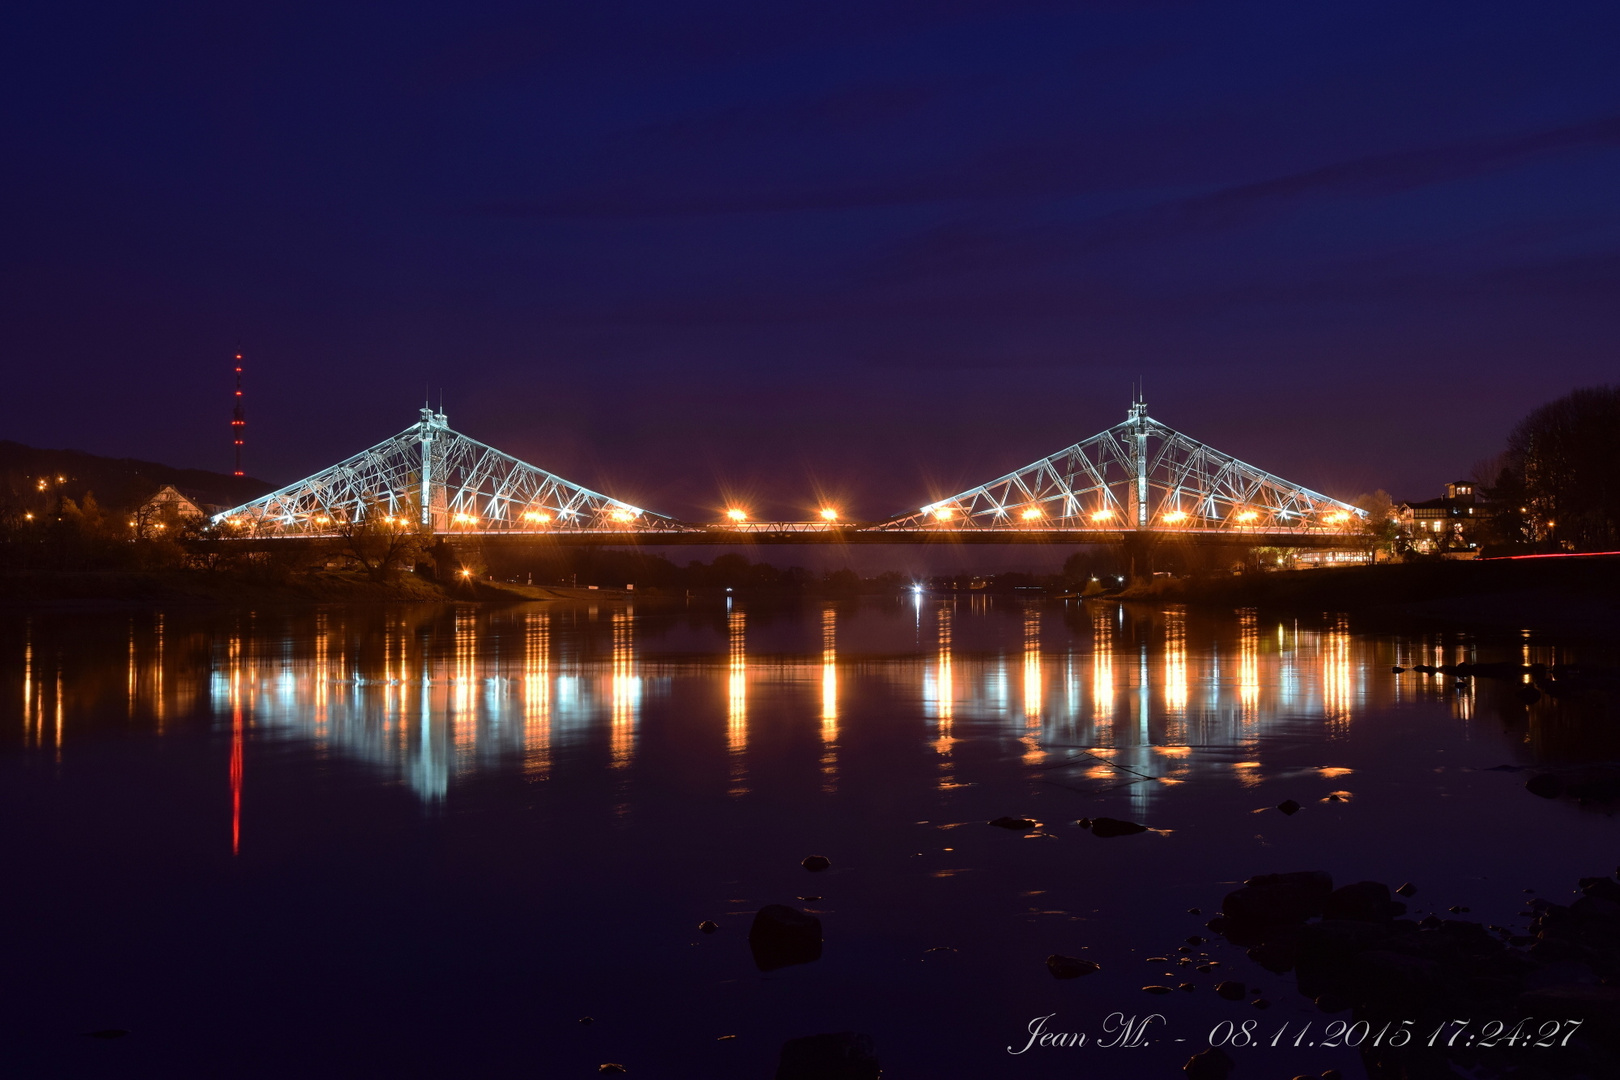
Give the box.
[231,708,243,855]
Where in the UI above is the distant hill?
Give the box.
[0,440,274,514]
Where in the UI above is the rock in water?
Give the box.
[775,1032,880,1080]
[1089,817,1148,838]
[1277,799,1301,815]
[802,854,832,872]
[1183,1046,1235,1080]
[1223,872,1333,925]
[987,816,1037,830]
[1320,881,1404,923]
[1394,882,1416,898]
[1525,773,1562,798]
[1215,981,1246,1000]
[598,1066,627,1075]
[749,905,824,971]
[698,920,719,934]
[1045,954,1101,979]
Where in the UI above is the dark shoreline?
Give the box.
[6,557,1620,641]
[1120,555,1620,638]
[0,569,642,610]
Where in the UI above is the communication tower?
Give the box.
[231,354,246,476]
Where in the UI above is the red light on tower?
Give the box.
[231,354,246,476]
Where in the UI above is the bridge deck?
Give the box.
[221,524,1365,548]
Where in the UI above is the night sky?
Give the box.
[5,1,1619,521]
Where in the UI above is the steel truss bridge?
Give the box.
[212,400,1366,547]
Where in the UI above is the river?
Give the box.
[2,598,1615,1078]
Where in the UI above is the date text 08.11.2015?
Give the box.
[1208,1018,1584,1051]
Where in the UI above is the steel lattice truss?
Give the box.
[212,409,692,536]
[877,401,1365,537]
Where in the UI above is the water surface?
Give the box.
[3,598,1615,1079]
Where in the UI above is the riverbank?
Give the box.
[1122,554,1620,635]
[0,569,639,608]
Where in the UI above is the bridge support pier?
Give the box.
[1119,531,1161,583]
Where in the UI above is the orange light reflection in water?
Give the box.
[1322,615,1353,733]
[1091,604,1114,735]
[610,609,636,769]
[727,607,747,796]
[524,612,551,778]
[1163,608,1188,733]
[820,606,837,791]
[1238,609,1260,723]
[1021,607,1044,765]
[934,604,955,787]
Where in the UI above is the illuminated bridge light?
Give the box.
[1235,510,1259,523]
[1090,508,1115,522]
[1162,510,1188,524]
[1324,511,1349,525]
[1021,507,1043,520]
[726,508,747,522]
[522,510,550,524]
[932,507,954,521]
[608,509,636,523]
[453,512,478,525]
[819,507,838,521]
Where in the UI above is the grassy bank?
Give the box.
[1122,555,1620,635]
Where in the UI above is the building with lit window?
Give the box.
[1398,481,1486,555]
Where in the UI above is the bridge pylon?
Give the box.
[211,410,695,538]
[875,397,1365,544]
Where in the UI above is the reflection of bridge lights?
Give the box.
[726,508,747,522]
[1238,609,1260,719]
[522,510,551,523]
[819,507,838,521]
[932,507,954,521]
[1162,510,1188,524]
[1164,609,1188,716]
[1021,507,1043,520]
[1235,510,1259,523]
[1090,508,1114,521]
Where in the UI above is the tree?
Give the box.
[330,499,428,582]
[1502,385,1620,552]
[1352,490,1406,562]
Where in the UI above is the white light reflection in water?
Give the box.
[169,603,1437,823]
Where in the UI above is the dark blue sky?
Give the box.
[5,1,1618,520]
